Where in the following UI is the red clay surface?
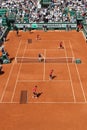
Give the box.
[0,30,87,130]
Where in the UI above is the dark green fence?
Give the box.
[15,23,77,30]
[83,25,87,38]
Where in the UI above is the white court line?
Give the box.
[81,31,86,40]
[17,80,70,82]
[15,62,75,64]
[15,56,74,59]
[26,48,65,51]
[27,101,87,104]
[27,49,64,51]
[43,49,46,81]
[63,41,76,102]
[0,101,19,104]
[69,40,87,102]
[11,41,28,102]
[0,101,87,104]
[0,39,22,102]
[32,40,64,43]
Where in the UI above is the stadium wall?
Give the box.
[14,23,77,30]
[83,25,87,38]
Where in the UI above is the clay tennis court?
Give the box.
[0,30,87,130]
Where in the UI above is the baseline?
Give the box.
[0,101,87,104]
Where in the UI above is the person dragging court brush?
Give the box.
[58,41,64,49]
[14,26,19,36]
[32,85,38,98]
[16,29,19,36]
[36,34,41,40]
[49,69,54,80]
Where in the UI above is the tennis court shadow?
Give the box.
[0,71,4,75]
[5,39,9,42]
[10,57,15,62]
[52,75,56,79]
[6,52,9,56]
[29,31,34,34]
[37,92,43,98]
[17,35,21,37]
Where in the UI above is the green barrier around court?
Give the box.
[83,25,87,38]
[15,23,77,30]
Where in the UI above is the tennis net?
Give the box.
[15,57,75,63]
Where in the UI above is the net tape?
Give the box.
[15,57,75,63]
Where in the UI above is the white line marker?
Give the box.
[69,40,87,102]
[64,41,76,102]
[0,101,87,104]
[0,40,22,102]
[11,41,28,102]
[43,49,46,81]
[81,31,86,40]
[17,80,70,82]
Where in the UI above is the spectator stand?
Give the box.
[0,26,8,46]
[0,45,10,64]
[0,0,86,37]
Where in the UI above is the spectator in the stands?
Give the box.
[0,0,87,24]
